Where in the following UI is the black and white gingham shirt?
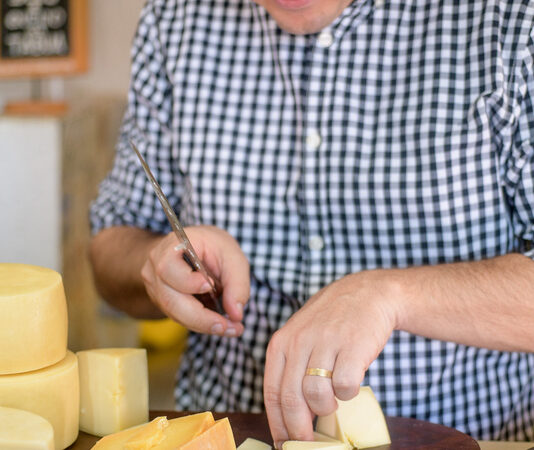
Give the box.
[91,0,534,440]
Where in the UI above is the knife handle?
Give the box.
[182,252,224,314]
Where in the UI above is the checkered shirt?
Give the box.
[90,0,534,441]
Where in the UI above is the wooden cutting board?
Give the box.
[69,411,480,449]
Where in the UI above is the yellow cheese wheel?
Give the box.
[0,351,79,450]
[0,406,55,450]
[0,263,68,374]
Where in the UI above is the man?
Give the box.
[90,0,534,447]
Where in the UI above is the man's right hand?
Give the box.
[140,225,250,336]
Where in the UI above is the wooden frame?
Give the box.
[0,0,88,78]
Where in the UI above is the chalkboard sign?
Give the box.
[0,0,87,78]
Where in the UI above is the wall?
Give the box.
[0,0,146,105]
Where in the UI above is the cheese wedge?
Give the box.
[180,417,236,450]
[312,432,344,443]
[77,348,149,436]
[237,438,272,450]
[0,406,55,450]
[92,412,215,450]
[315,387,391,449]
[282,442,348,450]
[0,263,67,374]
[0,351,79,449]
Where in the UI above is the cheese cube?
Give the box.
[0,351,79,449]
[315,386,391,449]
[0,406,55,450]
[0,263,67,374]
[237,438,272,450]
[77,348,149,436]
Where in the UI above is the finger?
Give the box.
[148,279,244,336]
[155,247,215,295]
[280,339,314,442]
[264,332,290,450]
[302,346,337,417]
[218,246,250,322]
[331,349,366,401]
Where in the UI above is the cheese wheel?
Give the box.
[0,406,55,450]
[0,263,68,374]
[77,348,149,436]
[0,351,79,450]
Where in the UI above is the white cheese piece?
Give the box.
[0,351,79,449]
[313,432,344,443]
[0,263,67,374]
[77,348,149,437]
[0,406,55,450]
[282,442,348,450]
[237,437,272,449]
[315,386,391,449]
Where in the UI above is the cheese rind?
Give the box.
[237,438,272,450]
[92,417,167,450]
[0,351,79,450]
[315,386,391,449]
[0,406,55,450]
[0,263,68,374]
[77,348,149,436]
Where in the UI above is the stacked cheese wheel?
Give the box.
[0,263,79,450]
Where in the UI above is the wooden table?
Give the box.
[69,411,482,449]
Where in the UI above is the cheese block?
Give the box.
[282,442,349,450]
[0,263,67,374]
[92,412,215,450]
[77,348,149,436]
[237,438,272,450]
[315,386,391,449]
[0,406,55,450]
[0,351,79,449]
[180,417,236,450]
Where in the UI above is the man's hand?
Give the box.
[141,225,250,336]
[263,271,400,448]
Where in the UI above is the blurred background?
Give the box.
[0,0,184,410]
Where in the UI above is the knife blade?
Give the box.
[130,140,223,314]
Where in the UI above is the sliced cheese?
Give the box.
[0,406,55,450]
[315,386,391,449]
[237,437,272,450]
[77,348,149,436]
[282,442,348,450]
[92,412,215,450]
[180,417,236,450]
[0,351,79,450]
[153,412,215,449]
[92,417,167,450]
[312,432,343,443]
[0,263,67,374]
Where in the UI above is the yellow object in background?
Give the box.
[139,319,188,353]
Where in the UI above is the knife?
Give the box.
[130,141,223,314]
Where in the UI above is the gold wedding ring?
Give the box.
[305,367,333,378]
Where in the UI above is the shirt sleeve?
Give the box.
[90,0,180,235]
[502,27,534,259]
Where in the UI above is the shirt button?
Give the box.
[308,235,325,251]
[375,0,385,7]
[306,131,322,149]
[317,31,334,48]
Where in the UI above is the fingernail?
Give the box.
[211,323,223,334]
[236,302,243,315]
[200,282,211,293]
[224,327,237,337]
